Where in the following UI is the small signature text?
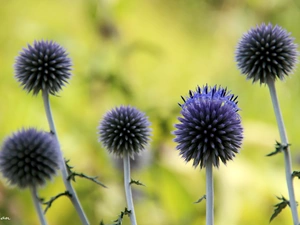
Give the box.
[0,216,11,220]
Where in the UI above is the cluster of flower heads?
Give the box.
[14,40,72,95]
[98,105,151,158]
[0,128,61,189]
[174,85,243,168]
[236,23,298,84]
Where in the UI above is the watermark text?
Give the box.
[0,216,11,220]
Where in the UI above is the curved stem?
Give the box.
[206,158,214,225]
[123,153,137,225]
[42,91,90,225]
[267,80,299,225]
[30,186,48,225]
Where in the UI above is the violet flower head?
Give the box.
[98,106,151,157]
[0,128,61,189]
[15,40,72,95]
[236,23,298,84]
[174,85,243,168]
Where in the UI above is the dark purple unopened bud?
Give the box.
[15,40,72,95]
[0,128,61,188]
[236,23,298,84]
[98,106,151,157]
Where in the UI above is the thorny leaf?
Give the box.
[42,191,72,213]
[68,172,107,188]
[65,159,107,188]
[100,208,131,225]
[112,208,131,225]
[269,196,290,223]
[194,195,206,204]
[65,159,74,178]
[266,141,290,157]
[130,179,145,186]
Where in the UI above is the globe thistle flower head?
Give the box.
[174,85,243,168]
[236,23,298,84]
[0,128,61,189]
[98,106,151,157]
[15,40,72,95]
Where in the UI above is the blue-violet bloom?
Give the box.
[174,85,243,168]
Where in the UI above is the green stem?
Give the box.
[267,80,299,225]
[206,158,214,225]
[123,153,137,225]
[30,186,48,225]
[42,91,90,225]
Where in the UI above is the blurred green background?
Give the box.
[1,0,300,224]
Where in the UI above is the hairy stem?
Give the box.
[123,153,137,225]
[267,80,298,225]
[30,186,48,225]
[42,91,90,225]
[206,158,214,225]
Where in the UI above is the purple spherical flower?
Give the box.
[174,85,243,168]
[0,128,61,188]
[15,40,72,95]
[236,23,298,84]
[98,106,151,157]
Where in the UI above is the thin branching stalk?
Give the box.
[267,80,299,225]
[30,186,48,225]
[42,91,90,225]
[123,152,137,225]
[206,158,214,225]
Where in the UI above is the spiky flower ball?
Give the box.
[98,106,151,157]
[15,40,72,95]
[236,23,298,84]
[0,128,61,188]
[174,85,243,168]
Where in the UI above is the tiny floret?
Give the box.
[236,23,298,84]
[174,85,243,168]
[98,106,151,157]
[0,128,61,188]
[15,40,72,95]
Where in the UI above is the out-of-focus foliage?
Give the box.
[0,0,300,224]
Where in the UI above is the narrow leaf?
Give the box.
[65,159,107,188]
[113,208,131,225]
[194,195,206,204]
[269,196,289,223]
[68,172,107,188]
[130,179,145,186]
[42,191,72,213]
[292,171,300,179]
[266,141,291,157]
